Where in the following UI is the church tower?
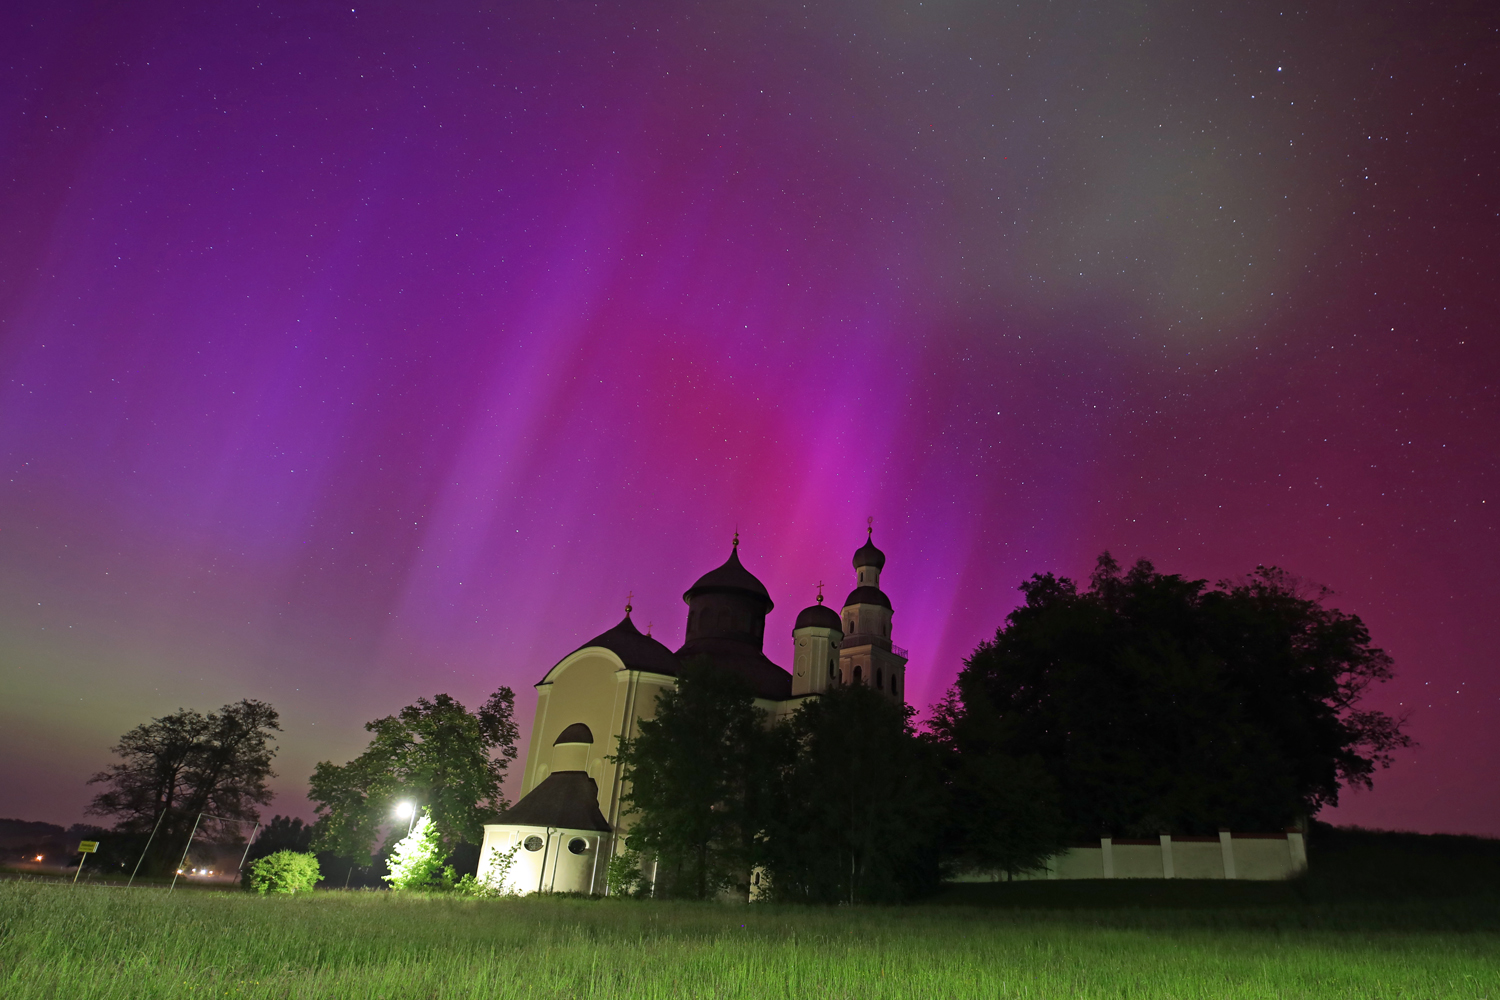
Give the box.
[837,524,907,701]
[790,585,843,697]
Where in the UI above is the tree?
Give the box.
[247,851,321,894]
[941,553,1411,840]
[612,658,773,899]
[761,683,940,903]
[926,692,1068,879]
[308,688,518,862]
[383,810,447,891]
[87,700,280,874]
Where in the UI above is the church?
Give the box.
[476,528,905,895]
[475,528,1312,893]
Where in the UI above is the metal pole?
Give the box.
[127,809,167,888]
[72,850,87,885]
[168,812,204,894]
[235,822,261,880]
[536,828,551,894]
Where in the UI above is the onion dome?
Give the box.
[553,723,594,746]
[843,585,892,610]
[568,613,679,676]
[683,541,773,612]
[853,531,886,570]
[795,602,843,631]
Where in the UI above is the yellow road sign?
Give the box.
[78,841,99,853]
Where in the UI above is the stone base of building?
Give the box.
[479,824,612,895]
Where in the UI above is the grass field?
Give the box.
[1,877,1496,1000]
[4,828,1498,999]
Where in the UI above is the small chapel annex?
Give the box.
[477,528,904,895]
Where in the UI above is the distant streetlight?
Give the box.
[394,801,417,835]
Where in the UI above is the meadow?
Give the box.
[3,869,1498,1000]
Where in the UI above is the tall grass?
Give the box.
[3,880,1497,999]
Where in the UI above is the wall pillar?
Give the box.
[1287,830,1308,874]
[1101,837,1115,878]
[1219,829,1237,880]
[1159,834,1175,879]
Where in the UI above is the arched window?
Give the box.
[893,674,901,698]
[853,665,863,684]
[876,667,883,690]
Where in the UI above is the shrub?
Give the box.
[606,847,647,898]
[247,850,321,894]
[453,843,521,898]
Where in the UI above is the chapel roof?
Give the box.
[683,543,773,611]
[674,637,793,701]
[843,585,892,610]
[853,532,886,570]
[567,613,679,676]
[500,771,612,832]
[794,602,843,632]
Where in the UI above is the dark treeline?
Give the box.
[614,554,1410,902]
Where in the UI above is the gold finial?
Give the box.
[732,528,739,549]
[867,515,873,537]
[625,590,634,616]
[646,621,653,637]
[816,581,825,604]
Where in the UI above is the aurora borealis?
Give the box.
[2,2,1496,835]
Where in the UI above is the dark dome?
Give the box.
[683,545,773,611]
[673,636,793,700]
[844,585,892,610]
[553,723,594,745]
[853,535,886,570]
[794,603,843,631]
[566,614,679,676]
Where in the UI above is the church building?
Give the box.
[477,528,905,895]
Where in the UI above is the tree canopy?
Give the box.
[613,660,939,902]
[763,683,940,903]
[87,699,280,873]
[936,553,1410,840]
[308,688,519,861]
[612,658,773,899]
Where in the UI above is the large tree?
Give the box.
[612,657,773,900]
[87,699,280,873]
[762,683,940,903]
[940,554,1410,840]
[308,688,518,861]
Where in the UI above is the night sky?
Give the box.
[2,2,1496,836]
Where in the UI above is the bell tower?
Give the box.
[838,522,907,701]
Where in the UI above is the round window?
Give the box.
[523,835,544,852]
[567,837,588,855]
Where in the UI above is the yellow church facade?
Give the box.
[477,530,903,895]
